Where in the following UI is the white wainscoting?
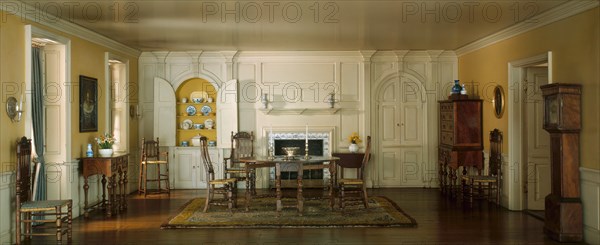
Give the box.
[0,172,15,244]
[581,167,600,244]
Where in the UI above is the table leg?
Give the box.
[101,175,107,208]
[83,177,89,218]
[119,166,125,212]
[245,166,251,212]
[276,162,282,216]
[329,160,336,210]
[122,165,128,210]
[106,175,113,217]
[297,162,304,216]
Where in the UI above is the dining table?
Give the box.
[238,155,339,216]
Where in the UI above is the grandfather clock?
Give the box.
[540,83,583,242]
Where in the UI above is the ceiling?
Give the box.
[28,0,568,51]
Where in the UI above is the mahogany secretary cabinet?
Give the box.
[438,98,483,196]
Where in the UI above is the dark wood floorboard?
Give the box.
[22,188,574,245]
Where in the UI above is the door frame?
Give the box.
[507,51,552,210]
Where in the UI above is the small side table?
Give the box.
[80,153,129,217]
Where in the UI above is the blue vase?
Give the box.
[86,144,93,157]
[451,80,462,94]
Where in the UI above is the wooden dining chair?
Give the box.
[201,136,237,213]
[334,136,371,213]
[138,137,170,197]
[15,137,72,244]
[223,131,255,194]
[462,129,503,206]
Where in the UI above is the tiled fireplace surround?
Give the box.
[267,127,333,188]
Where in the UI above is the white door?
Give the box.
[377,76,425,187]
[525,67,551,210]
[109,61,129,154]
[154,77,176,146]
[173,147,199,189]
[41,44,68,200]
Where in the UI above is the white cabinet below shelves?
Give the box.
[171,146,223,189]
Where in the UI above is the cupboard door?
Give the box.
[174,148,198,189]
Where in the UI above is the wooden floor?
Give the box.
[24,188,570,244]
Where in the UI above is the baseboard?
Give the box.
[581,167,600,244]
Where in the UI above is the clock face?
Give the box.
[547,96,559,125]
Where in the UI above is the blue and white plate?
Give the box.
[200,105,212,116]
[186,105,196,116]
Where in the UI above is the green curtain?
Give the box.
[32,47,46,202]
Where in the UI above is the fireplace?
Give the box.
[269,131,331,188]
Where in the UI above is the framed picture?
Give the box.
[79,75,98,132]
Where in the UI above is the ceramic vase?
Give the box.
[349,143,359,153]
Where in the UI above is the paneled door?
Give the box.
[41,44,68,200]
[525,67,551,210]
[377,76,425,187]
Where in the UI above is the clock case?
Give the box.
[540,83,583,242]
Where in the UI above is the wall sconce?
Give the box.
[260,93,269,109]
[130,104,141,119]
[326,92,337,108]
[6,96,23,122]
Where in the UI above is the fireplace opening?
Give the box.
[274,139,323,180]
[269,131,331,188]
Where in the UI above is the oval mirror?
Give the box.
[493,85,505,118]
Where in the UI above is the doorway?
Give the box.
[507,52,552,210]
[25,25,71,201]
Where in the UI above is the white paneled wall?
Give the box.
[139,50,458,188]
[581,167,600,244]
[0,172,15,244]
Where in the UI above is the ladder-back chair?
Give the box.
[334,136,371,213]
[15,136,72,244]
[462,129,503,206]
[138,137,170,197]
[223,131,255,194]
[201,136,237,212]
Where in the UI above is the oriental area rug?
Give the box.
[161,196,417,228]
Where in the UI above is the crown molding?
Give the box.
[456,0,599,56]
[2,1,140,57]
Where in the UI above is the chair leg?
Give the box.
[227,184,234,213]
[340,184,345,212]
[362,184,369,209]
[16,210,21,245]
[138,163,143,194]
[56,206,62,241]
[144,164,149,197]
[157,164,162,192]
[165,163,171,195]
[68,202,72,240]
[203,185,211,213]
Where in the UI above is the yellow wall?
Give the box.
[0,14,26,172]
[458,8,599,169]
[0,11,139,172]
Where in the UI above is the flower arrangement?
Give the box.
[348,132,362,144]
[95,133,116,149]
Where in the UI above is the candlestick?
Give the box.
[305,124,309,159]
[19,93,23,110]
[268,125,274,159]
